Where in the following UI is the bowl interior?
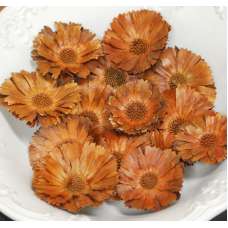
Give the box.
[0,6,227,220]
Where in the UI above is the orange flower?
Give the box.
[32,22,102,80]
[88,57,132,89]
[144,47,216,103]
[29,117,92,168]
[0,71,80,127]
[162,86,213,136]
[117,146,184,211]
[103,10,170,74]
[109,80,162,135]
[76,82,112,135]
[32,142,118,212]
[175,112,227,164]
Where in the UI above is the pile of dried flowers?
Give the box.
[0,9,226,213]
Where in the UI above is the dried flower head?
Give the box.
[162,86,213,136]
[144,47,216,103]
[0,71,80,127]
[76,82,112,135]
[109,79,162,135]
[88,57,132,89]
[103,10,170,74]
[29,117,92,168]
[175,112,227,164]
[32,141,118,212]
[32,22,102,80]
[117,146,184,211]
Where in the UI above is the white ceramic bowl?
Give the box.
[0,6,227,221]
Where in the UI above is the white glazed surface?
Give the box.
[0,7,227,221]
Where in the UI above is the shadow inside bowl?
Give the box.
[105,200,152,216]
[184,163,219,179]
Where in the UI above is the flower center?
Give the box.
[140,172,157,189]
[200,133,216,148]
[66,175,85,193]
[126,102,147,121]
[168,118,185,134]
[81,111,99,124]
[105,67,126,87]
[113,151,122,170]
[59,48,76,64]
[130,39,148,55]
[32,93,53,108]
[169,73,187,89]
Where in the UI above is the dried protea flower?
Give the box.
[162,86,213,137]
[76,82,112,135]
[143,47,216,103]
[103,10,170,74]
[108,79,162,135]
[32,141,118,212]
[117,146,184,211]
[88,57,133,89]
[29,117,92,168]
[175,112,227,164]
[99,130,148,200]
[32,22,102,80]
[0,71,80,127]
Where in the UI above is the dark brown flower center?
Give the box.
[130,39,148,55]
[140,172,157,189]
[126,102,147,121]
[105,67,126,87]
[168,118,185,134]
[200,133,216,148]
[113,151,122,170]
[169,73,187,89]
[81,111,99,124]
[59,48,76,64]
[32,93,53,108]
[66,175,85,193]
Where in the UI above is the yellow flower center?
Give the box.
[200,133,216,148]
[59,48,76,64]
[126,102,147,121]
[81,111,99,124]
[130,39,148,55]
[66,175,85,193]
[168,118,185,134]
[32,93,53,108]
[140,172,158,189]
[113,151,122,170]
[169,73,187,89]
[105,67,126,87]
